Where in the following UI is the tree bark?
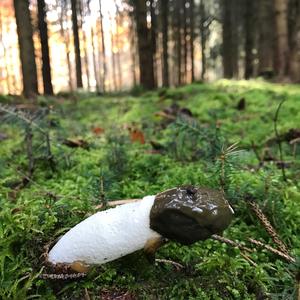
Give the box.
[59,0,74,91]
[13,0,38,98]
[99,0,107,92]
[134,0,155,89]
[150,0,157,88]
[199,0,206,81]
[38,0,54,95]
[189,0,195,82]
[129,18,137,86]
[109,14,117,91]
[161,0,169,87]
[71,0,83,88]
[182,0,188,83]
[174,0,182,85]
[244,0,255,79]
[79,2,91,90]
[222,0,239,78]
[289,0,300,81]
[0,10,11,94]
[274,0,289,79]
[258,0,274,77]
[114,2,123,90]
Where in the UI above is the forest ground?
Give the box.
[0,80,300,299]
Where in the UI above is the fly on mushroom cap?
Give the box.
[149,186,234,245]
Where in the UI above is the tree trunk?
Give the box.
[199,0,206,81]
[110,14,117,91]
[134,0,155,89]
[174,0,182,85]
[289,0,300,81]
[161,0,169,87]
[71,0,83,88]
[129,18,137,86]
[0,10,11,94]
[182,0,188,83]
[274,0,289,79]
[244,0,255,79]
[99,0,107,92]
[222,0,239,78]
[189,0,195,82]
[114,2,123,90]
[91,26,100,92]
[150,0,157,88]
[79,1,91,90]
[13,0,38,98]
[59,0,74,91]
[38,0,53,95]
[258,0,274,77]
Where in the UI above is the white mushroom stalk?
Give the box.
[48,186,234,272]
[48,196,161,266]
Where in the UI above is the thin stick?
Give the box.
[248,238,295,263]
[246,198,290,256]
[40,272,86,280]
[240,252,258,267]
[155,258,184,270]
[274,98,287,181]
[212,234,253,253]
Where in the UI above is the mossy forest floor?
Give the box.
[0,80,300,299]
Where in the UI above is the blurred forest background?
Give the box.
[1,0,300,97]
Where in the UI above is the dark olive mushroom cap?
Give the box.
[150,186,234,245]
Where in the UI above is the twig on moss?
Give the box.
[155,258,184,270]
[212,234,257,267]
[212,234,253,253]
[40,272,86,280]
[274,98,287,181]
[240,252,258,267]
[248,238,295,263]
[246,197,290,256]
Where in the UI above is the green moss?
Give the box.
[0,80,299,299]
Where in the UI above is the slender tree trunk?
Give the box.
[82,30,91,90]
[189,0,195,82]
[114,2,123,90]
[182,0,188,83]
[13,0,38,98]
[110,14,117,91]
[79,1,91,90]
[150,0,157,88]
[91,26,100,91]
[289,0,300,81]
[134,0,155,89]
[222,0,234,78]
[258,0,274,76]
[0,10,11,94]
[175,0,182,85]
[129,18,137,86]
[274,0,289,79]
[222,0,239,78]
[59,2,74,91]
[199,0,206,81]
[37,0,53,95]
[244,0,255,79]
[99,0,107,92]
[71,0,83,88]
[161,0,169,87]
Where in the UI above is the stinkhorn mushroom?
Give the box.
[48,186,234,272]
